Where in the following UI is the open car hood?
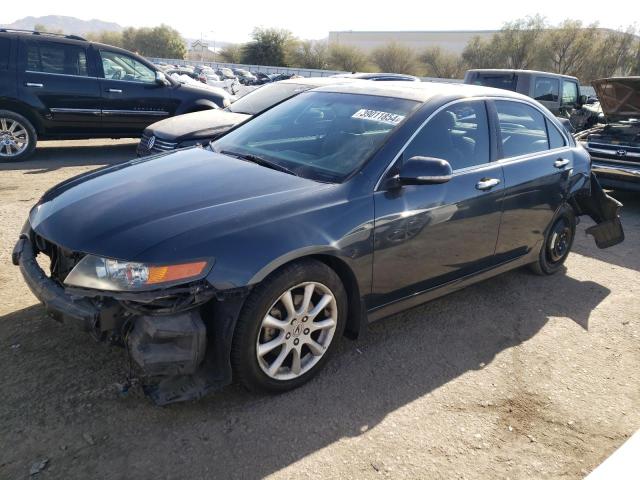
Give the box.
[592,77,640,122]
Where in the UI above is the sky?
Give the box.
[6,0,639,43]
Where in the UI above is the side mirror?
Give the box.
[155,71,170,86]
[399,156,452,185]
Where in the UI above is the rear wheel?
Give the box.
[231,259,347,392]
[530,205,576,275]
[0,110,37,162]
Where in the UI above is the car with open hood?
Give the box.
[575,77,640,191]
[136,77,358,156]
[13,81,624,405]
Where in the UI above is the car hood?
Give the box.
[592,77,640,122]
[148,110,250,141]
[30,148,328,263]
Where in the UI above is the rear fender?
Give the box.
[573,173,624,248]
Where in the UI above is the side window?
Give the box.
[495,100,549,157]
[25,42,88,76]
[561,81,578,106]
[533,77,559,102]
[546,118,566,149]
[0,38,10,70]
[100,51,155,83]
[403,101,490,170]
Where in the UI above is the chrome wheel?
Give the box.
[0,117,29,158]
[256,281,338,381]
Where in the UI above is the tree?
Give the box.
[328,43,370,72]
[420,46,465,78]
[119,25,185,59]
[370,42,419,75]
[578,27,638,81]
[242,28,294,66]
[542,20,598,75]
[491,15,547,69]
[290,40,329,70]
[461,36,501,69]
[85,30,124,48]
[218,44,244,64]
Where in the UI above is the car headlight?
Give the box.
[64,255,212,291]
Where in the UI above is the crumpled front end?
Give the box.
[12,225,245,405]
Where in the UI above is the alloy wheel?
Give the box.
[256,281,338,381]
[0,117,29,158]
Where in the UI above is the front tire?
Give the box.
[231,259,347,393]
[530,205,576,275]
[0,110,37,162]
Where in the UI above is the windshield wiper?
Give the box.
[219,150,299,177]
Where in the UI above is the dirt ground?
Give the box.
[1,139,638,480]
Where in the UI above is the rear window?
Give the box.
[470,73,517,91]
[25,42,88,76]
[0,38,10,70]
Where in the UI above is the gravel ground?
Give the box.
[1,140,638,480]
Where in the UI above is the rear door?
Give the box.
[17,38,102,134]
[490,99,573,261]
[371,99,505,307]
[97,49,176,134]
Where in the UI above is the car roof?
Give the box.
[311,80,537,103]
[333,72,420,81]
[278,77,363,87]
[467,69,579,81]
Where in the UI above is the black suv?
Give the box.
[0,29,232,161]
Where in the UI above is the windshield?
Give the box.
[213,91,419,183]
[228,83,313,115]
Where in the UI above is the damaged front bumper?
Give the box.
[13,232,244,405]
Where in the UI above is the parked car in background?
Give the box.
[233,68,258,85]
[464,69,584,124]
[332,72,421,82]
[136,77,358,156]
[194,65,220,84]
[216,67,237,80]
[253,72,276,85]
[0,29,231,161]
[14,81,623,405]
[575,77,640,191]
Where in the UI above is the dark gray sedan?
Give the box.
[14,81,623,405]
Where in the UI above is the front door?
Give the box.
[371,100,505,308]
[97,49,175,134]
[17,38,102,134]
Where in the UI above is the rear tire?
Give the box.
[231,259,347,393]
[529,205,576,275]
[0,110,37,162]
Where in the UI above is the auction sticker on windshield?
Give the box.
[352,109,405,125]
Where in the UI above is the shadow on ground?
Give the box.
[0,265,611,478]
[0,140,138,173]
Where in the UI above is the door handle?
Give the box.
[107,88,123,93]
[476,178,501,191]
[554,158,570,168]
[25,82,43,88]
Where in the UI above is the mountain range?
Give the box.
[2,15,123,35]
